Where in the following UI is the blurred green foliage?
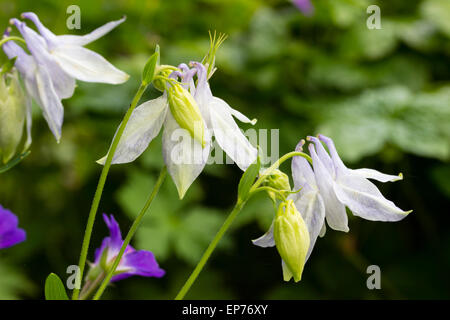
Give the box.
[0,0,449,299]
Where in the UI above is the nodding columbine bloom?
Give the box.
[87,214,165,282]
[292,0,314,15]
[307,134,411,232]
[253,140,325,264]
[2,12,129,141]
[99,61,257,199]
[254,134,410,281]
[0,205,26,250]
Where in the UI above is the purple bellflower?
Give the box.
[0,205,26,249]
[88,214,165,282]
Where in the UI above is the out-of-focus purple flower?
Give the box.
[89,214,165,282]
[292,0,314,15]
[0,205,26,249]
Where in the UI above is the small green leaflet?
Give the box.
[0,57,17,75]
[237,155,260,202]
[142,45,160,85]
[45,273,69,300]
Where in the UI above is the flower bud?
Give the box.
[167,81,206,147]
[274,199,310,282]
[263,169,291,201]
[0,70,27,164]
[152,66,173,92]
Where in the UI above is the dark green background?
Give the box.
[0,0,449,299]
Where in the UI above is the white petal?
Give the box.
[23,94,33,151]
[308,136,335,177]
[2,35,35,77]
[56,16,126,46]
[10,18,75,99]
[252,222,275,248]
[352,168,403,182]
[292,140,317,191]
[52,45,129,84]
[292,191,325,261]
[193,78,213,128]
[97,95,168,165]
[319,223,326,237]
[30,64,64,141]
[226,105,257,125]
[210,97,257,171]
[309,144,349,232]
[21,12,58,44]
[334,174,411,222]
[162,111,211,199]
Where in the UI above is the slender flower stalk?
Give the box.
[175,151,311,299]
[93,166,167,300]
[72,83,148,300]
[175,200,246,300]
[0,36,26,47]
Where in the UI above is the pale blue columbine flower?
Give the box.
[0,204,26,249]
[253,140,325,264]
[254,135,410,279]
[190,62,257,171]
[88,214,165,282]
[2,12,128,141]
[99,62,257,198]
[307,134,410,232]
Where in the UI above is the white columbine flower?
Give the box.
[307,134,411,227]
[191,62,257,171]
[2,12,128,141]
[98,62,257,199]
[253,134,411,280]
[253,141,326,263]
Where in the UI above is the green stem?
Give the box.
[0,150,30,174]
[72,83,148,300]
[175,200,246,300]
[174,150,311,300]
[250,151,311,194]
[0,36,26,47]
[92,166,167,300]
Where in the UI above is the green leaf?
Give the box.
[44,273,68,300]
[0,150,31,174]
[237,155,260,201]
[141,45,160,85]
[0,57,17,75]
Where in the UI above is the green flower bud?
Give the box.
[0,71,27,164]
[263,169,291,201]
[167,81,206,147]
[153,66,173,92]
[274,200,310,282]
